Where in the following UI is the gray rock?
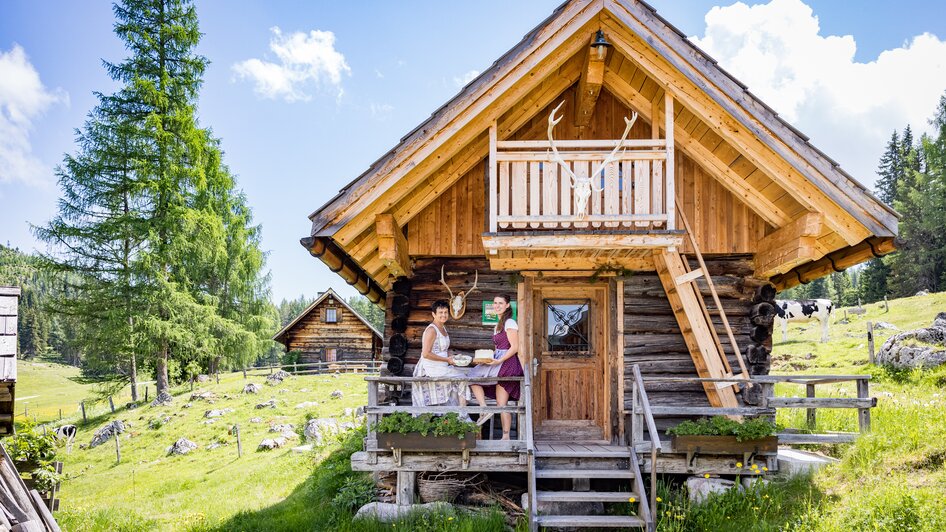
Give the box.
[204,408,234,418]
[126,402,139,410]
[206,442,225,450]
[874,321,899,331]
[303,418,341,445]
[89,420,126,448]
[150,391,173,407]
[916,290,931,296]
[291,444,314,453]
[257,437,288,451]
[242,383,262,394]
[294,401,319,409]
[181,402,192,409]
[189,391,216,402]
[249,417,264,423]
[354,502,454,523]
[269,423,297,439]
[877,312,946,369]
[330,390,344,400]
[202,420,217,425]
[355,406,367,416]
[168,438,198,455]
[197,374,210,383]
[148,416,171,430]
[266,370,292,385]
[777,449,839,477]
[255,399,278,409]
[686,477,740,504]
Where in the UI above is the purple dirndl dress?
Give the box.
[470,319,523,401]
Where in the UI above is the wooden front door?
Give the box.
[532,284,608,441]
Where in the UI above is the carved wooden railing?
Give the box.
[629,365,660,527]
[488,139,674,232]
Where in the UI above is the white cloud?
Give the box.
[0,44,67,186]
[233,27,351,102]
[691,0,946,188]
[453,69,480,88]
[369,103,394,120]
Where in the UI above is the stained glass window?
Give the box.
[546,300,591,352]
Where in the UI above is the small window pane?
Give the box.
[326,308,337,323]
[546,300,590,352]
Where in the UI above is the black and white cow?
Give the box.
[54,424,77,450]
[775,299,833,343]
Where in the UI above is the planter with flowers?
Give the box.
[375,412,477,451]
[667,416,779,455]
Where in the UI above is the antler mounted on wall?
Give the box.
[547,100,638,217]
[440,265,479,319]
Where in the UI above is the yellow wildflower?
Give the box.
[736,462,743,468]
[629,496,637,503]
[762,467,769,472]
[656,496,663,502]
[703,473,710,478]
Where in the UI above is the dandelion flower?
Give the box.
[629,497,636,503]
[704,473,710,478]
[762,467,769,472]
[736,462,743,468]
[656,497,663,502]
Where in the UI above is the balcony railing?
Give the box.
[488,138,674,232]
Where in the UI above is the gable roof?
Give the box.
[272,288,383,346]
[304,0,897,294]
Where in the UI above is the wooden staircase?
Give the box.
[650,201,749,408]
[528,444,654,530]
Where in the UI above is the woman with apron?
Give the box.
[470,294,523,439]
[412,300,468,407]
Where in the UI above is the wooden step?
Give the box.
[536,490,639,502]
[535,447,630,458]
[535,515,647,528]
[535,469,634,479]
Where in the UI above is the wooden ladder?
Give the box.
[652,203,749,408]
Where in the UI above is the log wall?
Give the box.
[283,296,381,364]
[623,255,764,430]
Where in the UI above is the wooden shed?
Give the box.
[273,288,382,364]
[0,286,19,436]
[300,1,894,528]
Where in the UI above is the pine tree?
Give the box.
[858,258,890,303]
[876,131,902,204]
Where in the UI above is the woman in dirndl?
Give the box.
[412,300,467,407]
[470,294,523,440]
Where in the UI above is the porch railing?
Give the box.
[489,139,674,232]
[630,365,660,524]
[364,376,528,457]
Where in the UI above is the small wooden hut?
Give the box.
[273,288,382,364]
[299,1,895,528]
[0,286,19,436]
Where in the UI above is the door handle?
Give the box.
[531,357,539,377]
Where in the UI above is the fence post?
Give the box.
[216,373,220,385]
[243,367,247,379]
[59,409,62,421]
[81,401,87,423]
[145,386,149,402]
[867,321,875,364]
[235,424,242,458]
[857,379,871,433]
[109,396,115,413]
[806,384,817,429]
[883,296,889,313]
[24,404,27,417]
[114,430,121,464]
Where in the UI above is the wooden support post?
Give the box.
[114,430,121,464]
[396,471,416,506]
[631,379,643,445]
[857,380,871,433]
[80,401,86,423]
[109,396,115,413]
[867,321,875,364]
[235,424,242,458]
[59,409,62,421]
[806,384,817,430]
[145,386,149,402]
[664,91,675,231]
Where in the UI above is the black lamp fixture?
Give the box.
[591,29,611,61]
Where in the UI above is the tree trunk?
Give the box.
[155,343,170,396]
[129,351,139,401]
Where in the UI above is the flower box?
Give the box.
[671,434,778,455]
[378,431,477,451]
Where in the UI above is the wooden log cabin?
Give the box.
[0,287,19,436]
[300,1,895,528]
[273,288,382,364]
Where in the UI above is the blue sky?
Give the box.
[2,0,945,304]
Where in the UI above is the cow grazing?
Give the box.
[55,424,78,451]
[775,299,834,343]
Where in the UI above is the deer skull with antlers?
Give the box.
[547,101,638,217]
[440,265,479,319]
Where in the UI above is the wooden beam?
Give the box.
[771,237,897,290]
[489,255,654,272]
[753,213,824,277]
[375,214,411,279]
[481,233,684,251]
[599,14,871,245]
[603,70,792,228]
[574,36,606,126]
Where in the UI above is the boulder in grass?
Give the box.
[686,477,741,504]
[255,399,278,409]
[167,438,198,456]
[294,401,319,409]
[249,417,264,424]
[242,383,262,394]
[190,391,216,402]
[303,418,340,445]
[266,370,292,385]
[330,390,344,400]
[197,374,210,383]
[269,424,297,439]
[90,420,126,448]
[150,391,173,407]
[257,437,288,451]
[354,502,455,523]
[204,408,234,418]
[877,312,946,369]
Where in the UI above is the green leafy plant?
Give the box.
[667,416,779,441]
[331,475,376,511]
[31,465,62,493]
[5,421,58,464]
[373,411,478,439]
